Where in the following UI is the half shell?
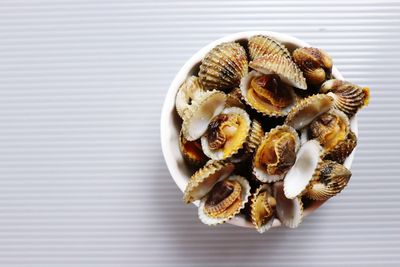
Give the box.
[248,35,291,61]
[250,184,276,233]
[198,175,251,225]
[182,90,227,141]
[179,129,208,167]
[253,125,300,183]
[249,54,307,90]
[320,79,370,117]
[284,140,323,199]
[309,109,350,152]
[305,160,352,200]
[199,42,248,91]
[273,182,303,228]
[284,94,334,130]
[175,76,204,118]
[323,131,357,164]
[293,47,332,86]
[201,107,251,160]
[183,160,234,203]
[239,70,297,117]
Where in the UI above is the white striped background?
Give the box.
[0,0,398,266]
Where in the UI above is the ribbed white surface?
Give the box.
[0,0,397,266]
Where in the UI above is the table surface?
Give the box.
[0,0,398,266]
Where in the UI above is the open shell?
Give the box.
[226,87,246,109]
[183,161,234,203]
[284,140,323,199]
[199,42,248,91]
[320,79,370,117]
[253,125,300,183]
[182,90,227,141]
[175,76,204,118]
[248,35,291,61]
[323,131,357,164]
[239,70,297,117]
[249,54,307,90]
[309,109,350,152]
[285,94,334,130]
[273,182,303,228]
[250,184,276,233]
[198,175,251,225]
[305,160,352,200]
[293,47,333,86]
[179,129,208,167]
[201,107,251,160]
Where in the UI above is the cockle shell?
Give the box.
[310,109,350,152]
[183,160,234,203]
[199,42,248,91]
[284,140,323,199]
[250,184,276,233]
[293,47,333,86]
[249,54,307,90]
[248,35,291,61]
[273,182,303,228]
[175,76,204,118]
[320,79,370,117]
[239,70,297,117]
[253,125,300,183]
[323,131,357,164]
[181,90,227,141]
[285,94,334,130]
[226,87,246,109]
[305,160,352,200]
[198,175,251,225]
[179,129,208,167]
[201,107,251,160]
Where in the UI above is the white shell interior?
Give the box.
[273,182,303,228]
[284,140,323,199]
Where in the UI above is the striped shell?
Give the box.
[199,42,248,91]
[250,184,276,233]
[248,35,291,61]
[323,131,357,164]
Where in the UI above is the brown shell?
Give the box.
[179,130,208,167]
[320,79,370,117]
[248,35,291,61]
[226,87,246,109]
[305,160,352,200]
[250,184,276,233]
[249,54,307,90]
[293,47,333,86]
[199,42,248,91]
[284,94,334,130]
[323,131,357,164]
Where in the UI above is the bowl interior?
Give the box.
[161,31,357,229]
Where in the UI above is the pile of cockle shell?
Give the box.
[175,35,369,233]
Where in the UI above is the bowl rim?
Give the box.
[160,31,358,229]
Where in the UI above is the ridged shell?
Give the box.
[284,140,323,199]
[248,35,291,61]
[183,160,234,204]
[323,131,357,164]
[320,79,370,117]
[201,107,251,160]
[179,129,208,167]
[273,182,303,228]
[310,109,350,152]
[198,175,251,225]
[253,125,300,183]
[226,87,246,109]
[239,70,297,117]
[250,184,276,233]
[293,47,333,86]
[199,42,248,91]
[249,54,307,90]
[305,160,352,200]
[181,90,227,141]
[284,94,334,130]
[175,76,204,118]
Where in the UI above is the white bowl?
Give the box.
[161,31,357,229]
